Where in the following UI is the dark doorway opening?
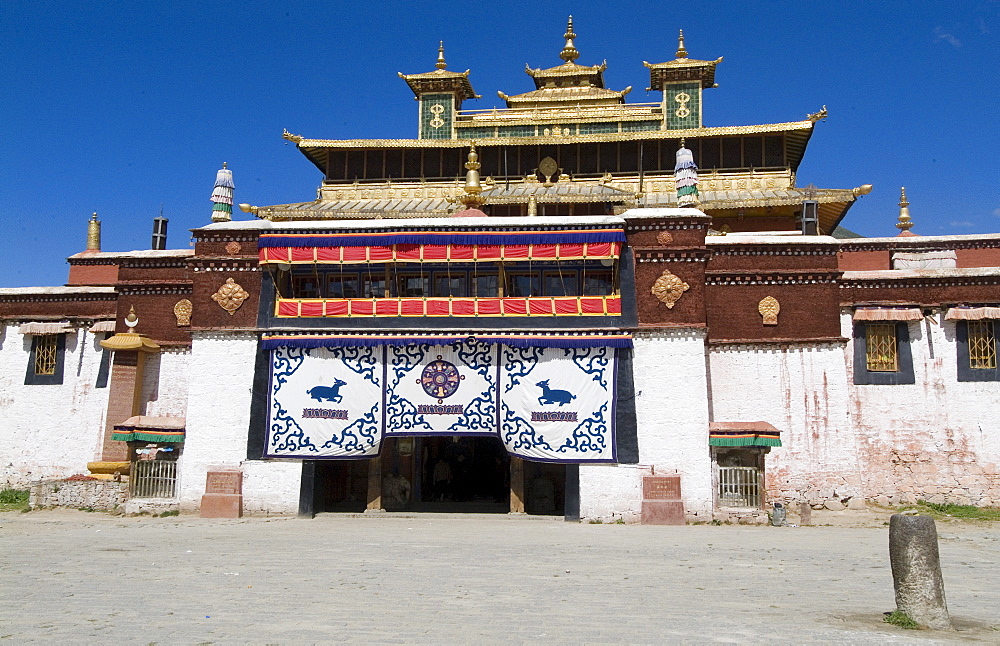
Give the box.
[313,459,368,513]
[417,436,509,512]
[308,436,567,516]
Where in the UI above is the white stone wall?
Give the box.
[585,328,711,521]
[846,312,1000,506]
[708,341,859,505]
[141,347,190,418]
[0,324,112,487]
[178,332,299,515]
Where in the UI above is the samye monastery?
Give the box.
[2,21,998,522]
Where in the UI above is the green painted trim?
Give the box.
[709,437,782,447]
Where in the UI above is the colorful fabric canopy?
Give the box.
[112,416,186,443]
[852,307,923,321]
[709,422,782,447]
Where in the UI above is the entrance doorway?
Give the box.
[308,436,567,515]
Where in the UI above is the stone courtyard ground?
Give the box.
[0,508,997,643]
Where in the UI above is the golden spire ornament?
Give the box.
[676,29,688,58]
[436,41,447,70]
[560,15,579,63]
[460,144,484,208]
[896,187,914,233]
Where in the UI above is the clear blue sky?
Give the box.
[2,1,998,287]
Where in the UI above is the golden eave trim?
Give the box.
[293,120,815,149]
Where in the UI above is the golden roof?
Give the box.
[499,85,631,107]
[644,30,723,90]
[286,119,816,149]
[398,42,479,100]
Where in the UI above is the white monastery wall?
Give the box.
[178,332,299,515]
[845,312,1000,506]
[708,342,858,505]
[618,328,712,519]
[141,347,190,418]
[0,324,111,486]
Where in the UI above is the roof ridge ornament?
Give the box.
[808,105,829,123]
[560,15,579,63]
[896,186,915,234]
[461,144,484,208]
[676,29,688,59]
[436,41,447,70]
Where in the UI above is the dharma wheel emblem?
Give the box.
[418,355,464,403]
[759,296,780,326]
[651,269,690,309]
[211,278,250,316]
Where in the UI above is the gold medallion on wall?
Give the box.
[651,269,690,309]
[225,241,242,256]
[211,278,250,316]
[173,299,193,326]
[758,296,780,325]
[655,230,674,246]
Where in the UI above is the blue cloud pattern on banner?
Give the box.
[570,346,610,388]
[447,342,497,433]
[386,344,433,433]
[321,402,380,452]
[270,347,317,453]
[503,346,544,393]
[557,401,608,454]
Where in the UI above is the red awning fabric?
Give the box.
[275,296,620,318]
[945,307,1000,321]
[852,307,923,322]
[259,242,620,265]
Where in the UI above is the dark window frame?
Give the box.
[956,320,999,382]
[25,333,67,385]
[853,322,915,385]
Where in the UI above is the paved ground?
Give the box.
[1,510,998,643]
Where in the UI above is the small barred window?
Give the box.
[865,324,898,372]
[968,321,997,370]
[33,334,59,376]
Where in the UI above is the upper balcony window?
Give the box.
[948,307,1000,382]
[259,226,625,319]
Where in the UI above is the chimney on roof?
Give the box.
[86,212,101,251]
[152,212,168,250]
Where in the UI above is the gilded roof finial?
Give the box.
[436,41,447,70]
[676,29,688,59]
[560,15,579,63]
[896,186,914,232]
[461,144,484,207]
[86,211,101,251]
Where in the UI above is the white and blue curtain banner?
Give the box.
[384,343,498,436]
[499,345,616,463]
[267,346,383,458]
[264,335,627,462]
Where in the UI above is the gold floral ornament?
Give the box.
[651,269,690,309]
[655,230,674,245]
[173,299,193,326]
[211,278,250,316]
[225,241,242,255]
[759,296,780,325]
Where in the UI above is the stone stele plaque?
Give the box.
[641,475,685,525]
[200,469,244,518]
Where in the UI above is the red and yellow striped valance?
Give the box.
[274,295,621,318]
[259,241,621,265]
